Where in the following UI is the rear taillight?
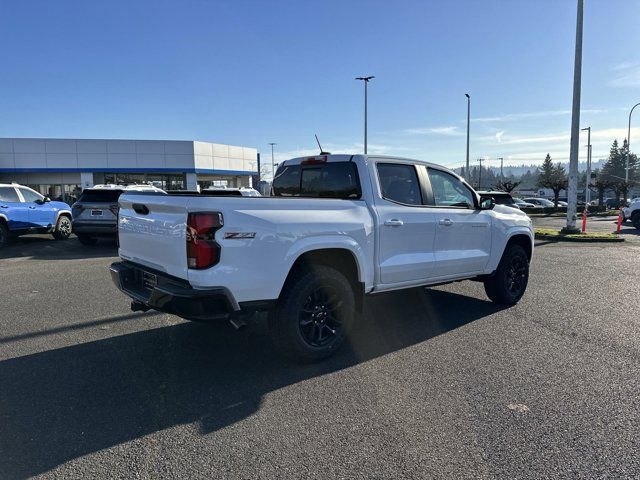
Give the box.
[186,212,223,269]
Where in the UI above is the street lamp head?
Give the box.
[356,76,375,82]
[465,93,470,99]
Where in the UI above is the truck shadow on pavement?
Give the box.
[0,236,117,260]
[0,287,504,479]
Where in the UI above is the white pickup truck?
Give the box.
[110,154,534,361]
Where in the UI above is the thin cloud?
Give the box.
[608,62,640,88]
[404,126,462,136]
[472,109,606,123]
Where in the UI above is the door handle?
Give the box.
[29,206,36,209]
[438,218,453,226]
[0,205,7,208]
[384,219,404,227]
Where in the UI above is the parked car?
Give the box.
[476,191,520,209]
[604,198,629,209]
[621,198,640,228]
[523,198,556,208]
[0,183,72,248]
[72,184,165,245]
[513,198,538,209]
[203,187,262,196]
[557,197,585,206]
[111,154,534,362]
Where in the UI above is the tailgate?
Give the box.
[117,193,190,280]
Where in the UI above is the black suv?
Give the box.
[476,191,519,209]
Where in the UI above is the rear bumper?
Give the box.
[109,261,239,321]
[73,221,117,235]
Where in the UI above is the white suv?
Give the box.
[622,198,640,229]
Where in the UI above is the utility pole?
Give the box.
[268,143,276,181]
[256,152,261,183]
[581,127,591,205]
[565,0,584,233]
[497,157,504,180]
[477,157,484,189]
[626,102,640,183]
[355,76,374,154]
[465,94,471,179]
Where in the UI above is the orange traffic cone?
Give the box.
[616,210,623,233]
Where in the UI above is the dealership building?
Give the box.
[0,137,258,201]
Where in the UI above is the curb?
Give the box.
[535,233,625,243]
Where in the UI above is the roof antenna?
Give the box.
[315,134,331,155]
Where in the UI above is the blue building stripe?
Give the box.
[0,168,257,176]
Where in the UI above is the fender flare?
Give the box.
[282,235,370,287]
[0,213,7,224]
[55,209,72,223]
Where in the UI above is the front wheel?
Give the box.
[484,244,529,305]
[632,213,640,230]
[52,215,72,240]
[269,264,355,362]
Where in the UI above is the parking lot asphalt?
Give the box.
[531,214,640,242]
[1,235,640,479]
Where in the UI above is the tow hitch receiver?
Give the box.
[131,300,150,313]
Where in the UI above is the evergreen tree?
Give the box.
[537,154,568,207]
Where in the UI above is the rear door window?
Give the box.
[376,163,423,206]
[78,189,123,203]
[0,187,20,202]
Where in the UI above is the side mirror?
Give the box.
[479,195,495,210]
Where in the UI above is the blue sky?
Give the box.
[1,0,639,176]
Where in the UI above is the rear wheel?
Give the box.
[0,222,8,248]
[484,244,529,305]
[77,234,98,246]
[632,213,640,230]
[269,264,355,362]
[52,215,72,240]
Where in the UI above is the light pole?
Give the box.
[626,102,640,183]
[497,157,504,180]
[581,127,591,205]
[477,157,484,189]
[465,94,471,179]
[565,0,584,232]
[268,142,276,181]
[355,76,374,154]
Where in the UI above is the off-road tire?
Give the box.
[632,212,640,230]
[52,215,72,240]
[269,264,355,362]
[484,244,529,305]
[0,221,8,248]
